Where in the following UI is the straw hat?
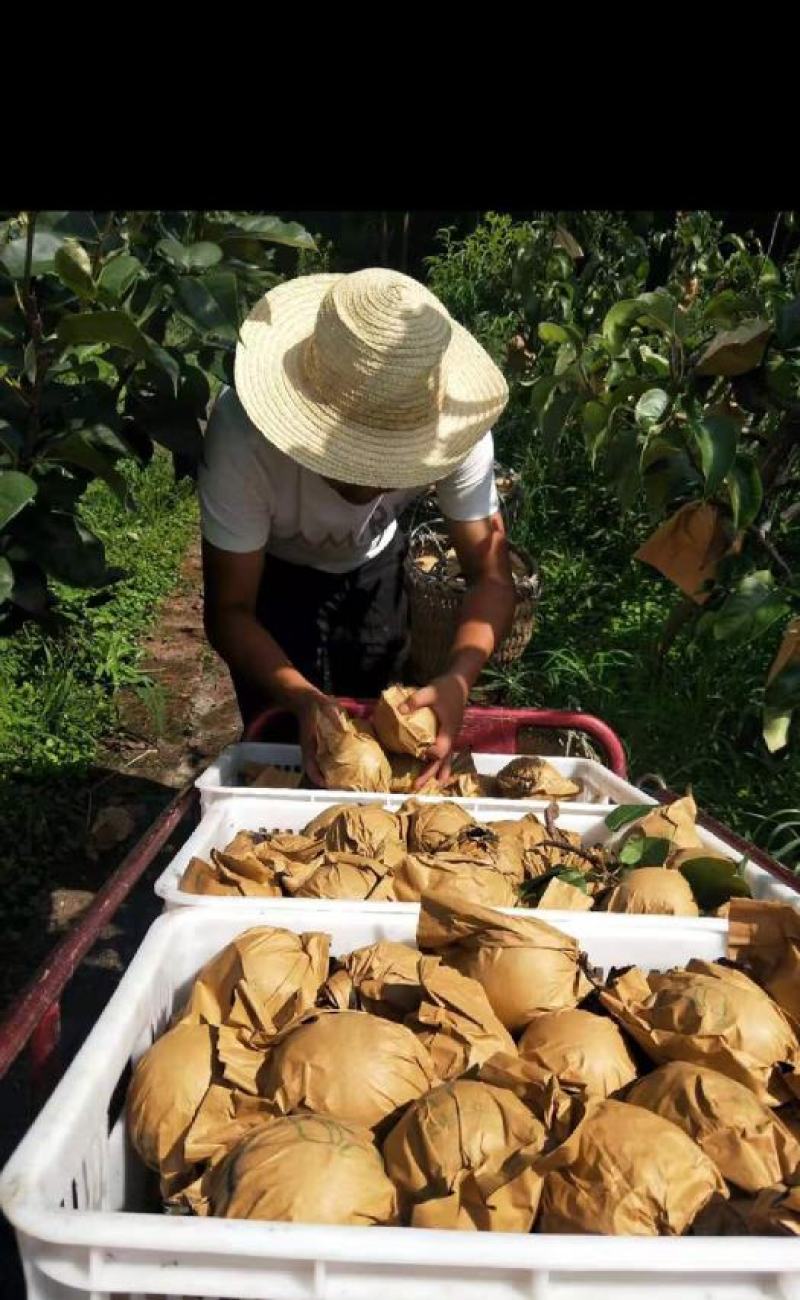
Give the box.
[234,268,509,489]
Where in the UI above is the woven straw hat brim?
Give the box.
[234,274,509,489]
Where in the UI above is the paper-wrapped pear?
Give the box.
[728,898,800,1024]
[495,756,581,801]
[603,866,699,916]
[620,794,703,855]
[382,1079,545,1231]
[518,1008,638,1097]
[372,684,438,758]
[407,801,475,853]
[537,1097,727,1234]
[627,1061,800,1192]
[207,1113,399,1225]
[321,941,426,1018]
[600,961,800,1106]
[260,1010,439,1130]
[323,805,405,864]
[406,958,517,1080]
[417,892,591,1031]
[176,926,330,1038]
[294,853,396,900]
[392,852,517,907]
[127,1021,217,1191]
[315,707,392,792]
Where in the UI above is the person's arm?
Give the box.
[201,540,338,783]
[401,510,516,784]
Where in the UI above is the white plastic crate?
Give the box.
[195,742,653,816]
[6,903,800,1300]
[155,790,800,915]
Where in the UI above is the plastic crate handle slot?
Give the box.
[244,701,628,777]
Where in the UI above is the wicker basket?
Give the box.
[405,523,541,683]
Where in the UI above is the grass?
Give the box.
[486,438,800,856]
[0,453,198,967]
[0,453,197,781]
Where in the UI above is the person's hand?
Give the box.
[293,689,340,786]
[399,672,469,788]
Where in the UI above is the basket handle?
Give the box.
[243,700,628,776]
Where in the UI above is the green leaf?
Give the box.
[759,257,781,288]
[605,804,654,831]
[529,374,561,417]
[555,869,589,892]
[603,291,684,354]
[725,453,763,530]
[639,344,671,377]
[36,513,111,587]
[0,469,37,529]
[538,321,581,346]
[541,392,576,454]
[695,320,772,377]
[0,555,12,602]
[47,431,128,501]
[711,571,789,647]
[54,240,94,300]
[702,290,759,330]
[641,436,704,515]
[619,835,671,867]
[679,856,752,910]
[98,253,145,301]
[691,408,739,497]
[156,237,223,271]
[223,215,316,250]
[175,277,237,340]
[635,388,669,430]
[0,230,67,279]
[604,425,642,510]
[57,310,151,358]
[776,297,800,350]
[200,269,241,334]
[765,663,800,712]
[582,400,609,459]
[763,706,793,753]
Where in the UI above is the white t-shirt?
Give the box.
[198,387,499,574]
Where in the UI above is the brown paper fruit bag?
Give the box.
[627,1061,800,1193]
[406,958,517,1080]
[417,892,591,1031]
[603,866,699,916]
[537,1097,727,1234]
[179,856,242,896]
[323,805,405,865]
[321,941,426,1018]
[495,757,581,801]
[261,1010,439,1130]
[295,853,396,900]
[207,1113,399,1225]
[600,962,800,1107]
[383,1079,546,1231]
[392,853,517,907]
[634,500,736,604]
[518,1008,638,1098]
[127,1022,218,1192]
[728,898,800,1024]
[372,684,438,758]
[316,707,392,791]
[535,878,594,911]
[176,926,330,1038]
[407,801,475,853]
[620,794,703,855]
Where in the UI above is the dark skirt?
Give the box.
[230,529,410,728]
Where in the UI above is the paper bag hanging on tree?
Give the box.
[634,500,739,604]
